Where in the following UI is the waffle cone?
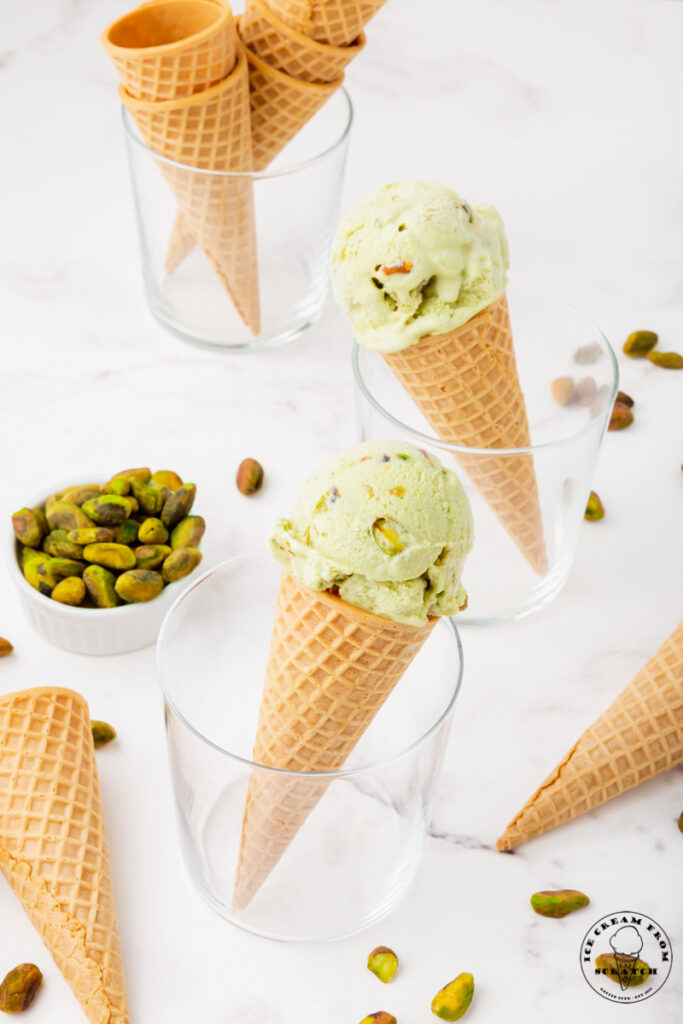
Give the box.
[0,687,130,1024]
[497,619,683,851]
[384,293,548,575]
[240,0,365,83]
[101,0,236,100]
[268,0,386,45]
[120,49,261,333]
[232,570,436,910]
[237,35,343,170]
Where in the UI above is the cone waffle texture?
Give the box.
[268,0,386,45]
[497,619,683,850]
[121,49,261,333]
[232,570,436,910]
[240,0,365,83]
[237,37,343,170]
[102,0,236,100]
[384,293,548,575]
[0,687,130,1024]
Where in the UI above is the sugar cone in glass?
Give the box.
[384,293,548,575]
[497,619,683,850]
[232,570,436,911]
[0,687,130,1024]
[268,0,386,45]
[120,49,261,333]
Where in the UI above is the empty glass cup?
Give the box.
[353,284,618,624]
[157,553,463,941]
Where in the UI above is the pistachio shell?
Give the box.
[52,576,86,606]
[115,569,164,603]
[12,507,45,547]
[152,469,183,490]
[83,565,119,608]
[81,495,134,525]
[161,484,197,527]
[162,546,202,583]
[46,501,94,531]
[171,515,205,550]
[137,517,168,544]
[134,544,171,569]
[67,527,115,545]
[83,543,137,571]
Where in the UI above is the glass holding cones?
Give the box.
[157,553,463,941]
[353,284,618,624]
[121,86,352,351]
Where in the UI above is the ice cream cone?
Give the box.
[120,49,261,333]
[384,293,548,575]
[232,570,436,910]
[497,619,683,850]
[614,953,638,991]
[237,35,343,170]
[240,0,365,83]
[102,0,236,100]
[268,0,386,46]
[0,687,130,1024]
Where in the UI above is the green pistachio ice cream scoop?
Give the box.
[268,441,473,626]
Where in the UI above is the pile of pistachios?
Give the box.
[12,468,205,607]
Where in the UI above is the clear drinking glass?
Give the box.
[122,88,352,351]
[157,553,463,942]
[353,284,618,624]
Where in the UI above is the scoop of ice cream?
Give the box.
[268,440,473,626]
[610,926,643,957]
[331,180,509,354]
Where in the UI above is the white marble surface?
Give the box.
[1,0,682,1021]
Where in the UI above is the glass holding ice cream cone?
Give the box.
[353,283,618,623]
[157,552,463,941]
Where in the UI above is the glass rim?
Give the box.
[352,282,619,455]
[156,552,464,778]
[120,86,353,180]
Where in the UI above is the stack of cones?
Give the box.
[0,687,130,1024]
[232,569,436,911]
[497,619,683,850]
[102,0,261,333]
[384,293,548,575]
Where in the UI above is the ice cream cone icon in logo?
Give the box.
[609,926,644,991]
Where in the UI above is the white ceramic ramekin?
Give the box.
[9,481,204,656]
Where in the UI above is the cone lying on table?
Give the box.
[0,687,130,1024]
[120,48,261,333]
[232,570,436,911]
[269,0,386,46]
[497,619,683,851]
[384,293,548,575]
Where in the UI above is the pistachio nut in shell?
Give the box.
[171,515,205,550]
[115,569,164,603]
[81,494,133,525]
[367,947,399,984]
[12,507,45,547]
[594,953,650,987]
[67,527,114,545]
[584,491,605,521]
[41,557,85,579]
[608,401,634,431]
[550,377,575,406]
[138,517,168,545]
[60,483,102,506]
[83,565,119,608]
[135,544,171,570]
[431,973,474,1021]
[91,721,117,748]
[162,546,202,583]
[359,1014,396,1024]
[161,483,197,527]
[112,519,140,545]
[46,501,94,531]
[623,329,657,357]
[647,350,683,369]
[52,576,86,606]
[43,529,84,561]
[152,469,183,491]
[0,637,13,657]
[0,963,43,1013]
[236,458,264,495]
[132,479,163,515]
[83,542,136,571]
[530,889,590,918]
